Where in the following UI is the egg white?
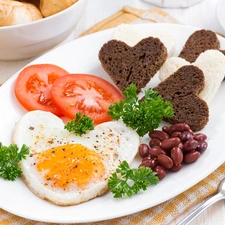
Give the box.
[12,110,140,206]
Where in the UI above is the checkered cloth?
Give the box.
[1,6,224,225]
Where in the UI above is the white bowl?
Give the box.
[141,0,204,8]
[0,0,87,61]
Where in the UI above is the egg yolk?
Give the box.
[36,144,105,189]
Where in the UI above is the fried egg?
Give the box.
[12,110,140,206]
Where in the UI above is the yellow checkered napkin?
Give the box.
[0,6,223,225]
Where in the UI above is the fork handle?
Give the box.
[177,192,224,225]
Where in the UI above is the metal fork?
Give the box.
[177,178,225,225]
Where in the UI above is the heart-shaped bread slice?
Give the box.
[179,29,220,63]
[153,65,209,131]
[99,37,167,93]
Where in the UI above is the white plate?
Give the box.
[1,23,225,223]
[217,0,225,33]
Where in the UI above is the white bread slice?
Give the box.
[159,57,190,81]
[194,50,225,104]
[113,23,176,57]
[113,24,143,47]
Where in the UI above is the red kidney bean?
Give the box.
[154,165,167,180]
[169,123,190,133]
[142,155,151,161]
[158,154,173,169]
[196,141,208,153]
[149,146,166,158]
[149,138,161,148]
[169,163,182,172]
[161,137,181,150]
[162,125,170,134]
[177,142,184,150]
[149,130,169,141]
[171,147,183,165]
[193,133,207,142]
[171,131,181,138]
[140,158,157,169]
[138,144,150,158]
[183,139,198,151]
[180,131,193,143]
[184,151,200,163]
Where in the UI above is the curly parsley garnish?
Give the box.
[108,161,159,198]
[0,143,29,181]
[64,112,94,136]
[108,84,174,137]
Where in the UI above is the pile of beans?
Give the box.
[138,123,208,180]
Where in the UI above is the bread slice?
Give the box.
[153,65,209,131]
[159,57,190,81]
[113,24,144,47]
[193,50,225,104]
[113,23,176,57]
[179,29,220,63]
[99,36,167,93]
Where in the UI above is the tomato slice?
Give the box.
[51,74,124,124]
[14,64,69,116]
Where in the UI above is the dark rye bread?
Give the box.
[179,29,220,63]
[153,65,209,131]
[99,37,167,93]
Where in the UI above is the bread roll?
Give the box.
[40,0,78,17]
[0,0,43,26]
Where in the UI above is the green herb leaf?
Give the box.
[108,161,159,198]
[0,143,29,181]
[108,84,174,136]
[64,112,94,136]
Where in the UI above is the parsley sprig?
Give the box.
[0,143,29,181]
[108,161,159,198]
[64,112,94,136]
[108,84,174,137]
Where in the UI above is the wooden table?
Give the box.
[0,0,224,224]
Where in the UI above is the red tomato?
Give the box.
[51,74,124,124]
[14,64,69,116]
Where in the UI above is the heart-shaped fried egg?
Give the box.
[13,110,140,206]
